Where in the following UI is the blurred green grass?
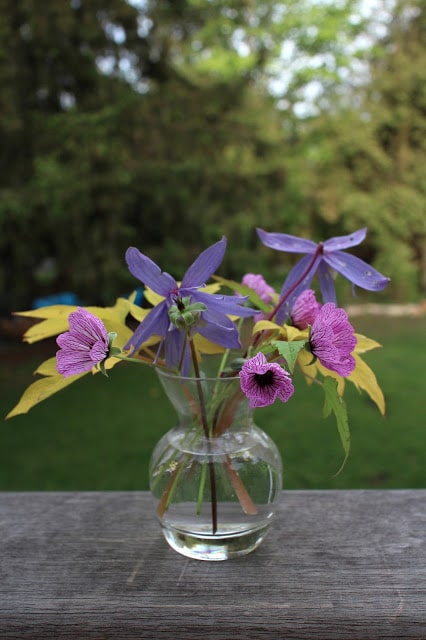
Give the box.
[1,314,425,490]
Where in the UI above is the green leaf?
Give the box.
[272,340,306,373]
[322,376,350,475]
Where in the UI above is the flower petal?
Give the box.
[257,228,317,253]
[197,323,241,350]
[124,302,169,354]
[317,261,337,304]
[290,289,322,329]
[56,348,96,377]
[310,303,356,376]
[191,290,255,318]
[125,247,176,296]
[198,307,242,349]
[181,237,227,288]
[68,307,109,346]
[275,254,321,323]
[240,353,294,408]
[323,251,390,292]
[323,228,367,251]
[164,328,187,370]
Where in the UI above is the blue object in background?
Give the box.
[32,292,82,309]
[130,288,144,307]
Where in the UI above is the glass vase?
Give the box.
[149,369,282,561]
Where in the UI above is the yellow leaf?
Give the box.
[14,305,79,320]
[23,317,74,343]
[144,287,164,307]
[201,283,221,294]
[347,354,386,415]
[296,350,346,395]
[17,299,140,344]
[35,357,58,376]
[253,319,307,342]
[127,303,149,323]
[6,372,87,418]
[316,362,346,396]
[284,325,309,341]
[297,349,318,385]
[194,334,225,355]
[354,333,382,354]
[253,319,282,334]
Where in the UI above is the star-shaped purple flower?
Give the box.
[309,303,357,377]
[257,227,390,322]
[240,352,295,408]
[56,307,109,377]
[124,237,255,369]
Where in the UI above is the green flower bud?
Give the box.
[168,298,207,330]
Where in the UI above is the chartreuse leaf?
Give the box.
[194,334,225,355]
[6,370,87,419]
[34,357,58,376]
[16,297,148,344]
[322,376,350,474]
[272,340,307,373]
[253,320,308,342]
[354,333,382,354]
[297,337,385,415]
[348,354,386,415]
[6,299,145,418]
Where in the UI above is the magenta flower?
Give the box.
[309,303,357,376]
[290,289,322,330]
[241,273,275,304]
[257,227,390,322]
[240,352,295,408]
[56,308,110,377]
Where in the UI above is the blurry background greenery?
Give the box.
[1,0,425,311]
[1,0,425,489]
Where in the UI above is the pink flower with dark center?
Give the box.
[240,352,294,408]
[309,303,357,376]
[56,308,110,377]
[242,273,275,304]
[290,289,322,329]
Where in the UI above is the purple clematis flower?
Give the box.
[56,307,110,377]
[124,237,255,368]
[309,303,357,377]
[257,227,390,322]
[240,352,294,408]
[290,289,322,330]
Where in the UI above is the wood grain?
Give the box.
[0,490,425,639]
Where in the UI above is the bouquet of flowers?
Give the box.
[6,226,390,559]
[7,226,389,419]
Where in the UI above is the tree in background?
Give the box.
[0,0,144,308]
[0,0,423,311]
[295,0,426,301]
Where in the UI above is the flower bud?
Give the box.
[168,298,207,330]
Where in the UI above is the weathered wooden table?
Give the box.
[0,490,425,639]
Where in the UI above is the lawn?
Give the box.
[0,314,425,490]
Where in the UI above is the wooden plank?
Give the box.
[0,490,425,639]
